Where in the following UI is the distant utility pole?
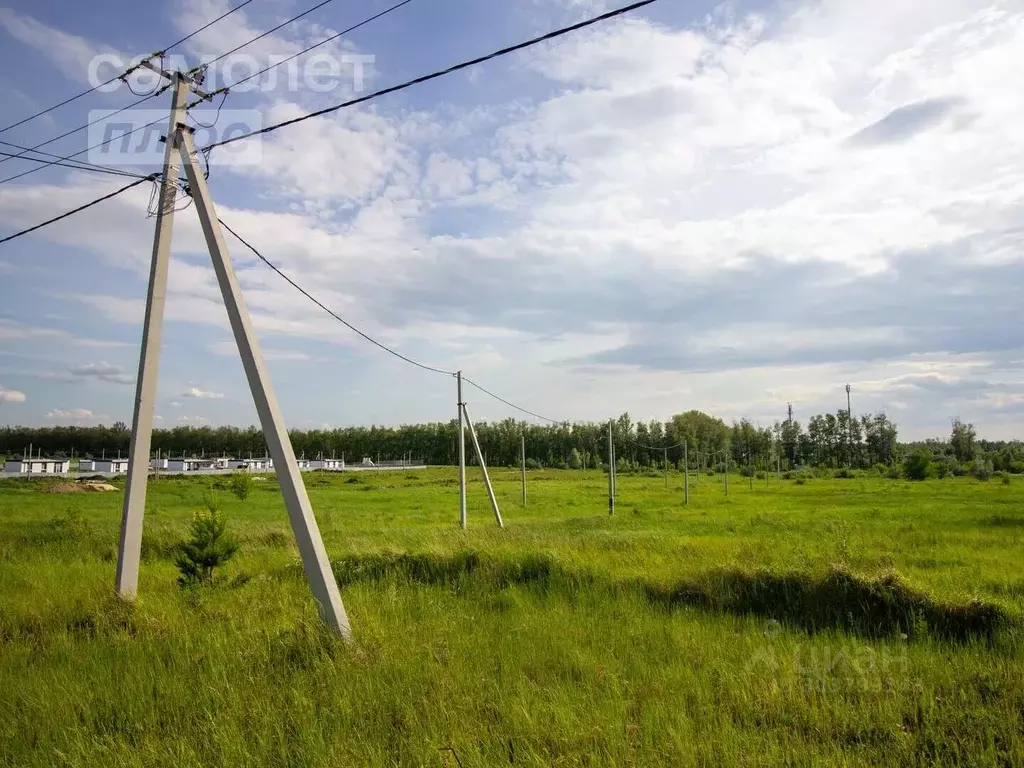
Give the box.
[520,434,526,507]
[663,446,668,489]
[607,421,615,515]
[846,384,853,468]
[683,442,689,505]
[457,371,466,528]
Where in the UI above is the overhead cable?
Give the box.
[191,0,416,106]
[460,378,564,424]
[0,174,158,246]
[0,141,154,180]
[0,0,255,135]
[219,217,458,377]
[203,0,660,151]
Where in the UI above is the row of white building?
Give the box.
[3,456,351,475]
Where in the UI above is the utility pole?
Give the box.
[683,441,689,505]
[846,383,853,468]
[115,63,351,640]
[724,449,729,496]
[663,446,668,489]
[607,420,615,515]
[462,404,502,527]
[520,433,526,507]
[118,72,189,600]
[457,371,466,529]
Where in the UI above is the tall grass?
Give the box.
[1,470,1022,766]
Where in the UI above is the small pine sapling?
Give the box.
[175,501,240,587]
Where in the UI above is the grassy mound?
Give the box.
[325,551,1012,643]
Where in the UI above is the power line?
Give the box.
[0,86,168,171]
[0,0,353,181]
[221,218,572,423]
[192,0,415,105]
[203,0,660,151]
[0,113,168,187]
[0,0,255,136]
[162,0,257,54]
[203,0,339,68]
[461,378,564,424]
[0,174,157,246]
[0,141,154,180]
[625,438,685,451]
[218,217,457,377]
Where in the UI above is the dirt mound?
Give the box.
[40,483,83,494]
[82,482,118,492]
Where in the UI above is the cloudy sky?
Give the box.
[0,0,1021,439]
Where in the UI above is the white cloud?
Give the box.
[4,0,1024,439]
[0,387,27,403]
[45,408,93,419]
[182,387,224,399]
[0,7,128,86]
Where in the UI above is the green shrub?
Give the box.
[933,455,957,479]
[525,458,541,470]
[229,472,251,502]
[970,459,993,482]
[902,450,933,481]
[175,504,240,588]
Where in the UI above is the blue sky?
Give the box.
[0,0,1022,439]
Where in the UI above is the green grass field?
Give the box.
[1,468,1022,766]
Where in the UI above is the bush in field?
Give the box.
[175,503,240,588]
[230,472,251,502]
[525,458,541,470]
[568,448,583,470]
[833,468,854,479]
[932,455,958,479]
[902,450,934,481]
[970,459,993,482]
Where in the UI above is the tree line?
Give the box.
[2,412,1018,473]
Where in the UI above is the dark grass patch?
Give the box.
[644,567,1012,643]
[986,515,1024,528]
[321,551,1013,644]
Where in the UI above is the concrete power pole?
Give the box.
[607,420,615,516]
[117,73,189,599]
[116,65,351,640]
[683,441,689,505]
[520,433,526,507]
[846,383,853,469]
[457,371,466,529]
[462,404,503,527]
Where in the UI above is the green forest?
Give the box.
[2,411,1021,474]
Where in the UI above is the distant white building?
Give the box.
[167,458,216,472]
[78,459,97,472]
[296,459,310,469]
[151,458,168,470]
[4,457,69,474]
[245,457,273,471]
[213,457,247,469]
[310,458,345,470]
[95,458,130,473]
